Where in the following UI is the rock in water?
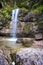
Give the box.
[0,50,9,65]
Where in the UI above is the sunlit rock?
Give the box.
[16,48,43,65]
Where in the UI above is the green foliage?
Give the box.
[31,5,43,13]
[0,0,43,30]
[0,3,14,29]
[16,62,20,65]
[0,0,29,20]
[21,7,29,13]
[0,5,13,20]
[1,0,28,7]
[16,0,28,7]
[35,21,43,26]
[10,53,16,61]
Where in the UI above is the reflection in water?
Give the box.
[0,40,23,48]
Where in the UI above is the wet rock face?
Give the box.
[37,11,43,21]
[16,48,43,65]
[23,12,36,22]
[0,50,9,65]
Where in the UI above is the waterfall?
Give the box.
[11,8,19,38]
[7,8,19,41]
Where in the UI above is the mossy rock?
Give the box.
[21,39,34,47]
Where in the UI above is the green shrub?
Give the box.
[10,53,16,62]
[21,7,29,13]
[31,5,43,13]
[35,21,43,26]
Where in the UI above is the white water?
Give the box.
[12,62,15,65]
[9,8,19,41]
[11,8,19,38]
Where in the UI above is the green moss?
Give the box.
[35,21,43,26]
[16,0,28,7]
[22,39,34,47]
[0,5,13,20]
[31,5,43,13]
[23,23,33,33]
[21,7,29,13]
[0,4,14,29]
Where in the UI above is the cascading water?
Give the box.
[8,8,19,41]
[4,8,20,42]
[11,8,19,38]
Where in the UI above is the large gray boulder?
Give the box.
[16,48,43,65]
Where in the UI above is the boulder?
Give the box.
[35,33,43,40]
[16,48,43,65]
